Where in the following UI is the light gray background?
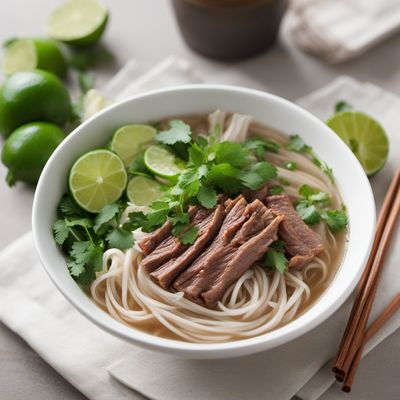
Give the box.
[0,1,399,399]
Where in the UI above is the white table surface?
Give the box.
[1,1,400,399]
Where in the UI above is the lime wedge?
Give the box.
[127,176,164,206]
[144,145,184,179]
[46,0,108,46]
[326,111,389,175]
[2,38,67,78]
[111,124,156,166]
[69,150,127,213]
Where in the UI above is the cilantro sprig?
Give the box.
[287,135,335,183]
[53,195,134,286]
[295,184,348,232]
[264,240,288,274]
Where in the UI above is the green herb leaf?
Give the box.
[215,142,249,168]
[296,202,321,225]
[94,203,120,233]
[287,134,311,152]
[53,219,69,245]
[67,259,86,277]
[170,212,190,236]
[66,218,93,229]
[68,45,114,71]
[180,226,199,245]
[321,208,348,232]
[106,228,134,250]
[59,195,85,217]
[156,120,192,145]
[278,177,290,186]
[298,184,330,205]
[244,137,280,158]
[206,163,242,195]
[240,161,277,190]
[197,185,218,208]
[269,185,284,195]
[264,240,288,273]
[283,161,297,171]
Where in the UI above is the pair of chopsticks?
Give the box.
[333,166,400,393]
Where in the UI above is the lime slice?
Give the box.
[46,0,108,46]
[144,145,184,178]
[111,124,156,166]
[2,38,67,78]
[127,176,164,206]
[326,111,389,175]
[69,150,127,213]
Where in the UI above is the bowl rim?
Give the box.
[32,84,376,357]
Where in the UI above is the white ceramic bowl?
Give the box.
[32,85,375,359]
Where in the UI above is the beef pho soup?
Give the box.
[56,111,348,343]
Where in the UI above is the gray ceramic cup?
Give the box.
[171,0,288,60]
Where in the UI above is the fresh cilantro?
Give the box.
[240,161,277,190]
[283,161,297,171]
[296,185,348,231]
[298,184,330,205]
[269,185,284,195]
[197,185,218,209]
[215,142,249,168]
[59,195,85,217]
[53,219,69,245]
[94,203,120,233]
[264,240,288,274]
[321,207,348,232]
[279,177,290,186]
[170,212,190,236]
[296,202,321,225]
[78,71,95,94]
[287,135,335,183]
[106,228,134,250]
[335,101,352,113]
[244,137,280,159]
[180,226,199,245]
[156,120,192,145]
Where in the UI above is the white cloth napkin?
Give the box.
[0,60,399,400]
[287,0,400,63]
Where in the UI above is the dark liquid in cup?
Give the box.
[171,0,288,60]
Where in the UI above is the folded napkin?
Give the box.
[0,61,398,400]
[286,0,400,63]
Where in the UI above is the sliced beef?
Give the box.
[242,184,269,203]
[176,199,282,305]
[150,205,225,289]
[266,194,324,269]
[140,207,206,273]
[173,195,249,293]
[202,213,283,306]
[139,220,172,255]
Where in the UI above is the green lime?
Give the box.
[46,0,108,46]
[326,111,389,175]
[126,176,164,206]
[2,38,67,78]
[1,122,65,186]
[69,150,127,213]
[0,70,71,137]
[144,145,184,179]
[111,124,156,166]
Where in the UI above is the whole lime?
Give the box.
[2,38,67,78]
[0,69,71,136]
[1,122,65,185]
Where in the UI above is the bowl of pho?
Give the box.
[32,85,375,359]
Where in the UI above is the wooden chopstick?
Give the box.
[342,293,400,392]
[333,167,400,388]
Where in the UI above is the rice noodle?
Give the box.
[90,114,343,343]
